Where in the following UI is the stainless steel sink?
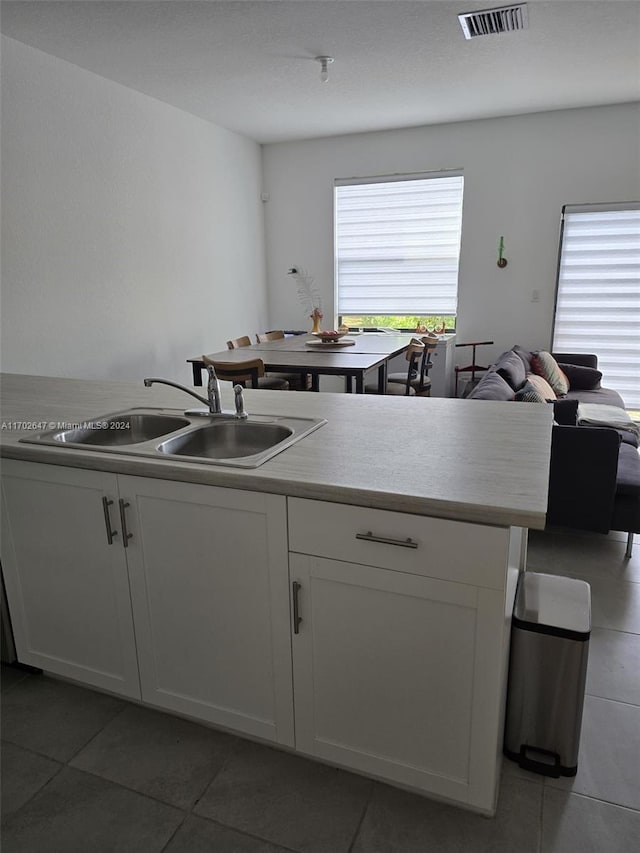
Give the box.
[51,413,191,447]
[20,408,326,468]
[158,421,293,460]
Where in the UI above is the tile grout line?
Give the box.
[180,813,303,853]
[589,625,640,637]
[585,689,640,707]
[0,755,67,824]
[347,780,376,853]
[187,736,241,816]
[156,813,189,853]
[62,701,130,767]
[584,694,640,710]
[537,778,545,853]
[44,739,304,852]
[542,782,640,814]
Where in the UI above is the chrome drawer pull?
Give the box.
[118,499,133,548]
[355,531,418,549]
[101,497,118,545]
[292,581,302,634]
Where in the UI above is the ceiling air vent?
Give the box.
[458,4,528,39]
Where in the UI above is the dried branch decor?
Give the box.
[288,267,322,318]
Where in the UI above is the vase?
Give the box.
[310,313,323,333]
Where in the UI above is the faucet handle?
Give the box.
[233,384,248,419]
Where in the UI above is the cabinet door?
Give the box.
[0,460,140,698]
[121,476,294,746]
[290,554,505,813]
[430,338,455,397]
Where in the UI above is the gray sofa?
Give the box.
[467,346,640,556]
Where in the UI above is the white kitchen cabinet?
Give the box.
[288,497,522,814]
[1,462,294,747]
[1,455,522,814]
[0,460,140,698]
[121,475,294,746]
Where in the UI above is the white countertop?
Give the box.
[0,373,553,529]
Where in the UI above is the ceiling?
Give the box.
[1,1,639,143]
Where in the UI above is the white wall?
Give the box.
[1,36,268,384]
[262,103,640,364]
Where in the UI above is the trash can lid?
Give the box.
[514,572,591,636]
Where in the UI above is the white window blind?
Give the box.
[335,173,464,315]
[553,203,640,409]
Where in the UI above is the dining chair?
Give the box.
[226,335,252,350]
[255,330,313,390]
[388,338,437,396]
[203,356,289,390]
[364,338,435,396]
[255,330,285,343]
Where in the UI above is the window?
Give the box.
[334,172,464,330]
[552,203,640,409]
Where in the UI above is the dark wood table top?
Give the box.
[187,335,412,393]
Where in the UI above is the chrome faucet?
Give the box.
[144,367,247,419]
[206,365,222,414]
[144,367,222,415]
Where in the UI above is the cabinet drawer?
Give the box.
[288,498,510,589]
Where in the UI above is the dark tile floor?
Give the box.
[2,527,639,852]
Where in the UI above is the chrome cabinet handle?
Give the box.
[355,531,418,549]
[118,499,133,548]
[102,497,118,545]
[292,581,302,635]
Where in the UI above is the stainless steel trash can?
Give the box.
[504,571,590,777]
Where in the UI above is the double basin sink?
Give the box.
[20,408,326,468]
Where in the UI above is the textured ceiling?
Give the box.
[1,1,639,143]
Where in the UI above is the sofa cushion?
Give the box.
[559,363,603,391]
[616,443,640,496]
[551,352,598,370]
[496,351,527,391]
[616,429,640,448]
[531,351,570,396]
[514,380,546,403]
[526,373,557,401]
[511,345,533,373]
[565,387,626,408]
[467,369,515,401]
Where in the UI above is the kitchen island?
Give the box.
[0,374,553,816]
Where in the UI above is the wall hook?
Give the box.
[497,236,508,268]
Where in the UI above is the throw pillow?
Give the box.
[511,345,533,373]
[496,351,527,391]
[558,363,603,391]
[526,373,557,401]
[467,370,515,401]
[531,351,569,396]
[514,381,547,403]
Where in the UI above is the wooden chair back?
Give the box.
[404,338,425,362]
[226,335,252,350]
[256,330,285,343]
[401,338,436,395]
[417,339,437,393]
[202,355,265,388]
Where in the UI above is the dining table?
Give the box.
[187,333,415,394]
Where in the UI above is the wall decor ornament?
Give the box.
[288,266,323,331]
[497,235,508,268]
